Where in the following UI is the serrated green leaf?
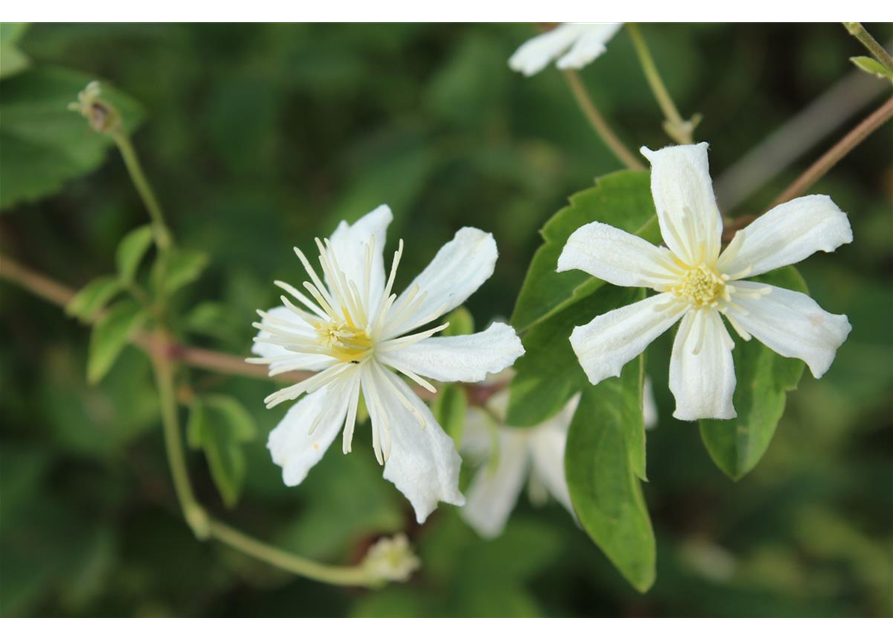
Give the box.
[0,66,143,210]
[849,56,893,80]
[431,384,468,447]
[153,248,209,295]
[441,306,474,337]
[189,394,255,507]
[699,266,809,480]
[566,368,655,593]
[115,224,154,285]
[86,299,147,384]
[65,275,122,322]
[510,171,657,333]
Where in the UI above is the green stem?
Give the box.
[843,22,893,74]
[562,69,644,170]
[112,131,173,251]
[627,23,695,145]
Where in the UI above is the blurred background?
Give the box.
[0,23,891,617]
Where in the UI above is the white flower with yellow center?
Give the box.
[460,380,657,538]
[557,143,853,421]
[509,23,623,77]
[250,205,525,523]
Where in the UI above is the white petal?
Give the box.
[641,143,723,266]
[251,305,336,371]
[461,431,529,538]
[717,195,852,278]
[529,420,575,516]
[725,282,851,378]
[387,227,497,338]
[370,368,465,523]
[379,322,523,383]
[669,309,736,421]
[327,204,392,313]
[570,293,685,386]
[508,23,589,77]
[267,376,355,486]
[556,23,623,69]
[557,221,678,288]
[643,377,659,430]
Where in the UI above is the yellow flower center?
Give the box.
[316,319,373,363]
[674,264,726,308]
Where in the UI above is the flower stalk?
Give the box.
[843,22,893,76]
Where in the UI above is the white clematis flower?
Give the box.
[509,23,623,77]
[557,143,853,421]
[250,205,525,523]
[460,381,658,538]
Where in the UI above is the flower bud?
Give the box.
[68,80,121,135]
[362,534,420,583]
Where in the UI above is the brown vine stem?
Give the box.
[768,94,893,210]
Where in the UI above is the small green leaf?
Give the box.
[0,24,30,81]
[699,266,809,480]
[65,276,122,322]
[431,384,468,447]
[511,171,657,333]
[153,248,209,295]
[850,56,893,81]
[86,299,147,384]
[441,306,474,337]
[115,224,154,285]
[189,394,256,507]
[184,301,239,344]
[565,368,655,593]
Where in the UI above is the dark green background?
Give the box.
[1,23,891,617]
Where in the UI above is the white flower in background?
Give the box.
[557,143,853,421]
[509,23,623,77]
[362,534,420,583]
[460,381,658,538]
[249,205,524,523]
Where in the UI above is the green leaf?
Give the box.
[188,394,256,507]
[65,275,122,323]
[86,299,148,384]
[565,367,656,593]
[699,266,809,480]
[510,171,657,333]
[850,56,893,81]
[183,301,240,344]
[153,248,209,295]
[431,384,468,447]
[507,285,643,429]
[441,306,474,337]
[115,224,154,285]
[0,23,30,81]
[0,66,143,210]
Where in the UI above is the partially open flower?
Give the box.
[362,534,420,583]
[250,205,524,522]
[68,80,121,135]
[509,23,623,77]
[558,143,853,421]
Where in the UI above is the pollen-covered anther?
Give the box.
[316,320,373,362]
[675,264,726,308]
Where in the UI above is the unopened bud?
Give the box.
[68,80,121,135]
[362,534,420,583]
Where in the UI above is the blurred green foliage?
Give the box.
[1,23,891,617]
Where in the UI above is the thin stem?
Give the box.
[626,23,695,145]
[769,95,893,209]
[112,131,173,251]
[207,519,379,587]
[562,69,644,170]
[844,23,893,74]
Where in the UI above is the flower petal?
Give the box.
[725,282,851,378]
[379,322,524,383]
[267,376,356,486]
[508,23,589,76]
[371,368,465,523]
[556,23,622,69]
[641,143,723,266]
[461,431,529,538]
[529,397,578,516]
[643,377,659,429]
[327,204,392,313]
[570,292,685,386]
[387,227,497,338]
[557,221,678,288]
[251,305,336,371]
[669,309,736,421]
[717,195,852,278]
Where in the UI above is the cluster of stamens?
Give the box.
[674,264,728,308]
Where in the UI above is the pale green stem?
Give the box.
[843,22,893,74]
[626,23,695,145]
[112,131,173,251]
